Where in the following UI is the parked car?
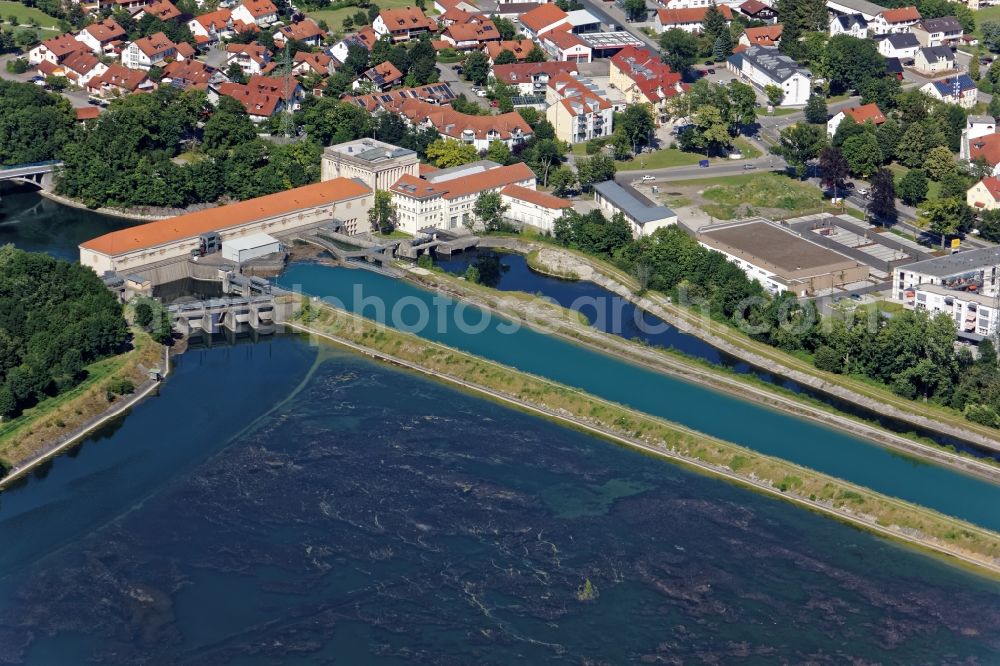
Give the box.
[856,187,868,196]
[743,163,756,170]
[698,159,710,168]
[475,89,488,97]
[850,293,863,301]
[707,68,715,74]
[704,60,713,66]
[641,175,655,181]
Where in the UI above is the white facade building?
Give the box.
[727,45,811,106]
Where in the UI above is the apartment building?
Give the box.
[544,72,613,143]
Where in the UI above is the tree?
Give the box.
[701,1,727,45]
[970,56,981,83]
[841,131,882,178]
[918,197,965,248]
[726,81,756,131]
[463,50,490,85]
[549,165,576,196]
[897,169,929,206]
[822,34,885,94]
[623,0,646,21]
[923,145,957,181]
[775,0,826,59]
[803,93,827,124]
[202,96,256,152]
[576,154,616,191]
[818,146,848,198]
[486,140,513,165]
[859,75,900,110]
[426,138,478,167]
[939,169,971,200]
[617,104,654,154]
[869,168,896,224]
[298,97,372,145]
[659,28,699,74]
[773,122,826,178]
[764,84,784,107]
[690,104,731,154]
[875,117,901,163]
[368,189,398,233]
[832,115,863,149]
[473,190,509,232]
[712,30,733,61]
[342,43,369,76]
[526,45,546,63]
[983,21,1000,52]
[492,15,516,40]
[494,49,516,66]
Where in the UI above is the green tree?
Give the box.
[726,81,756,131]
[918,197,965,249]
[923,145,957,181]
[492,15,516,40]
[869,167,896,223]
[659,28,699,74]
[486,140,512,165]
[202,96,256,152]
[773,122,826,178]
[764,84,784,107]
[939,169,971,200]
[549,165,576,196]
[473,190,509,232]
[368,189,398,233]
[690,104,731,154]
[818,146,848,198]
[859,75,900,110]
[526,45,546,62]
[576,153,616,192]
[897,169,929,206]
[623,0,646,21]
[712,30,733,61]
[822,34,885,94]
[616,104,654,154]
[841,131,882,178]
[297,97,372,145]
[875,117,900,163]
[701,1,727,46]
[493,49,516,66]
[803,93,827,124]
[463,50,490,85]
[426,138,478,167]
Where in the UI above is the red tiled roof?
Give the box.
[62,50,103,75]
[217,74,300,117]
[610,46,682,103]
[485,39,534,61]
[519,3,567,34]
[81,18,126,44]
[739,0,770,15]
[439,7,481,24]
[132,32,176,57]
[277,19,326,42]
[880,6,920,22]
[543,28,587,51]
[226,41,268,63]
[175,41,195,58]
[239,0,277,18]
[491,61,579,85]
[366,60,403,84]
[38,33,88,58]
[394,99,532,142]
[440,163,535,200]
[391,173,448,198]
[379,7,436,31]
[842,103,886,125]
[75,106,101,120]
[162,58,216,88]
[657,6,732,25]
[82,178,372,256]
[971,134,1000,167]
[444,19,499,42]
[743,24,782,46]
[979,176,1000,201]
[144,0,181,21]
[87,63,150,92]
[293,51,332,74]
[193,8,232,31]
[501,184,570,209]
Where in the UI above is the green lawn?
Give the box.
[306,0,412,34]
[0,0,60,29]
[887,162,941,201]
[974,5,1000,41]
[699,172,826,219]
[769,107,800,117]
[616,148,703,170]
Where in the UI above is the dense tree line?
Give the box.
[0,246,129,419]
[0,80,75,166]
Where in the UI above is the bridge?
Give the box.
[0,161,62,191]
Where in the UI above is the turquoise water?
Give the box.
[275,263,1000,531]
[1,335,998,662]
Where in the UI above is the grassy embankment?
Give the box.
[306,0,412,34]
[0,330,162,472]
[686,172,859,220]
[499,235,1000,448]
[0,1,60,31]
[614,138,760,171]
[289,298,1000,574]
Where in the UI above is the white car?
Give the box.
[475,89,488,98]
[641,175,655,182]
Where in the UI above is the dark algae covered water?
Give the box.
[1,336,999,663]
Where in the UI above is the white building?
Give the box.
[75,19,126,55]
[829,13,868,38]
[500,184,571,233]
[876,32,919,59]
[221,232,281,263]
[912,16,963,47]
[727,45,811,106]
[908,284,1000,338]
[869,6,921,35]
[826,103,886,137]
[893,247,1000,303]
[28,33,87,65]
[231,0,278,27]
[961,115,996,161]
[914,46,955,75]
[121,32,177,70]
[920,74,977,109]
[592,180,677,237]
[826,0,887,22]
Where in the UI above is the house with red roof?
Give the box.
[545,72,612,143]
[290,51,335,77]
[968,176,1000,210]
[161,59,225,90]
[28,33,88,66]
[86,63,156,97]
[273,19,326,47]
[137,0,181,22]
[214,74,304,122]
[826,103,886,137]
[60,51,109,86]
[441,20,500,50]
[75,18,127,55]
[500,184,571,233]
[484,39,534,64]
[438,7,483,26]
[433,0,479,14]
[969,135,1000,176]
[489,61,579,95]
[519,3,569,39]
[356,61,403,92]
[225,42,271,75]
[739,24,782,48]
[373,8,437,42]
[738,0,776,23]
[655,6,732,33]
[609,46,683,123]
[121,32,177,70]
[869,6,921,35]
[188,9,236,44]
[541,24,592,63]
[231,0,278,28]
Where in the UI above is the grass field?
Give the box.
[974,5,1000,41]
[699,172,825,219]
[616,148,703,170]
[0,0,61,29]
[306,0,412,35]
[888,162,941,201]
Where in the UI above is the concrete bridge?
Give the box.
[0,161,62,191]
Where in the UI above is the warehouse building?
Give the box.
[592,181,677,237]
[80,178,372,275]
[697,219,869,296]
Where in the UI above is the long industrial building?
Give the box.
[80,178,372,275]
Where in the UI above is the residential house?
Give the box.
[437,7,482,26]
[738,0,777,23]
[60,51,108,87]
[161,59,225,89]
[914,45,955,75]
[655,6,732,34]
[657,0,716,7]
[826,103,885,137]
[273,19,326,48]
[876,32,919,59]
[961,115,996,160]
[390,162,536,234]
[75,107,102,122]
[904,283,1000,338]
[291,51,335,77]
[225,42,271,75]
[441,20,501,50]
[373,8,437,42]
[231,0,278,28]
[484,39,535,64]
[28,33,87,66]
[121,32,177,70]
[433,0,479,14]
[329,27,376,63]
[188,9,236,45]
[920,74,977,109]
[490,61,579,95]
[969,134,1000,175]
[869,6,921,34]
[385,98,532,150]
[545,72,613,143]
[346,83,458,112]
[967,176,1000,211]
[86,63,155,97]
[175,42,195,60]
[541,27,592,63]
[608,46,683,123]
[215,75,304,122]
[592,180,677,237]
[912,16,962,47]
[727,45,811,106]
[518,3,569,40]
[493,2,542,20]
[829,13,868,38]
[139,0,181,22]
[500,184,571,232]
[825,0,886,22]
[75,19,126,55]
[357,61,403,91]
[739,24,782,48]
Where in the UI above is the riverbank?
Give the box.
[287,297,1000,577]
[38,190,183,222]
[479,237,1000,453]
[0,331,167,489]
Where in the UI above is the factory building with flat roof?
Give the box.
[320,138,420,191]
[697,219,869,296]
[80,177,372,275]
